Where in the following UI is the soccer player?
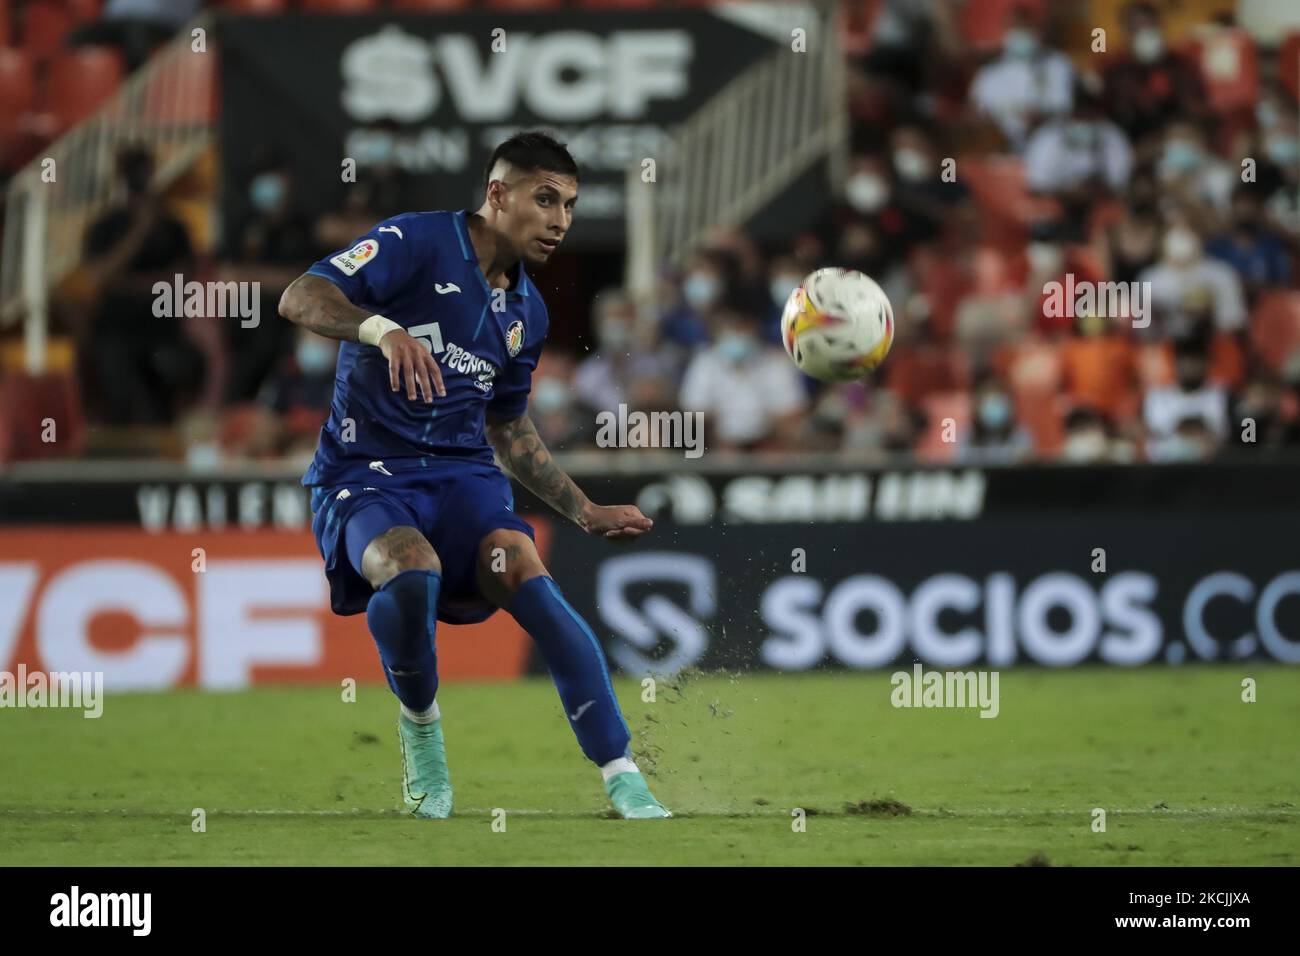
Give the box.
[278,132,670,820]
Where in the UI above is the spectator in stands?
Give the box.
[1024,86,1133,209]
[679,303,807,452]
[1138,222,1247,338]
[1155,118,1236,231]
[1148,416,1221,463]
[1227,373,1296,454]
[79,145,211,426]
[969,3,1074,151]
[955,246,1027,354]
[222,159,319,406]
[658,249,732,350]
[529,355,591,452]
[68,0,202,71]
[1100,2,1207,140]
[1105,169,1164,285]
[573,289,676,419]
[1205,186,1292,303]
[888,125,972,246]
[1143,337,1229,452]
[1060,406,1128,463]
[958,374,1032,464]
[1061,311,1141,427]
[764,255,804,346]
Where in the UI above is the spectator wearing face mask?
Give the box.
[764,255,805,347]
[1138,224,1246,337]
[969,4,1075,151]
[1060,406,1123,463]
[888,125,971,245]
[1205,187,1293,303]
[959,376,1032,464]
[573,289,676,418]
[1101,2,1207,140]
[1148,416,1220,463]
[679,306,807,452]
[1155,118,1236,231]
[659,250,733,350]
[223,159,319,402]
[1024,86,1133,202]
[1143,337,1229,451]
[1105,170,1164,285]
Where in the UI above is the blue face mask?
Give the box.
[296,339,336,375]
[1004,28,1038,59]
[250,173,286,213]
[1161,141,1201,174]
[716,331,757,364]
[770,275,801,307]
[978,393,1012,430]
[532,378,569,414]
[684,272,720,311]
[1266,135,1299,167]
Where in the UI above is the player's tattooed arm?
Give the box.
[278,274,371,341]
[486,414,653,540]
[279,274,445,401]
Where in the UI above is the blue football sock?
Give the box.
[365,569,441,713]
[507,575,630,766]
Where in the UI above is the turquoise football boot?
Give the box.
[605,770,672,819]
[397,710,453,819]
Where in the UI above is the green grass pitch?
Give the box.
[2,667,1297,865]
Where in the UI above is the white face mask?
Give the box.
[1132,27,1164,63]
[845,172,889,213]
[1063,429,1107,462]
[1004,28,1038,59]
[1027,241,1063,275]
[893,147,929,182]
[1163,229,1200,264]
[683,272,721,310]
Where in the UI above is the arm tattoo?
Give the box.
[278,274,370,342]
[487,414,590,528]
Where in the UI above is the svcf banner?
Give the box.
[217,7,785,247]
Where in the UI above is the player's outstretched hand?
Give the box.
[581,503,653,541]
[379,329,446,403]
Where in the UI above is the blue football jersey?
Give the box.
[300,210,548,487]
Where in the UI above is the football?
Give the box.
[780,267,895,382]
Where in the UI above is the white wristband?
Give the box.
[358,314,403,346]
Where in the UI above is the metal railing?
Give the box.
[625,1,847,298]
[0,16,215,373]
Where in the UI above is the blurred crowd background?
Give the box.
[1,0,1298,467]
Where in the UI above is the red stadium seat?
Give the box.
[1189,27,1259,115]
[958,0,1047,55]
[67,0,101,22]
[224,0,289,12]
[43,48,124,132]
[0,0,10,48]
[22,0,75,62]
[0,48,36,167]
[1250,291,1300,375]
[0,357,87,465]
[1281,32,1300,103]
[391,0,473,9]
[300,0,379,11]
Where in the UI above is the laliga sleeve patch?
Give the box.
[330,238,380,276]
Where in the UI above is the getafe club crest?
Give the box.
[505,320,525,358]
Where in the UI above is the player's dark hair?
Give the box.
[484,131,579,190]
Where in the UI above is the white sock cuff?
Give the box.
[401,699,441,724]
[599,756,638,782]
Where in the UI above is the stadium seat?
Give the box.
[22,0,76,62]
[1280,32,1300,102]
[66,0,102,22]
[958,0,1047,54]
[0,48,36,168]
[0,342,87,464]
[1249,291,1300,375]
[43,48,124,132]
[1189,27,1259,115]
[0,0,10,48]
